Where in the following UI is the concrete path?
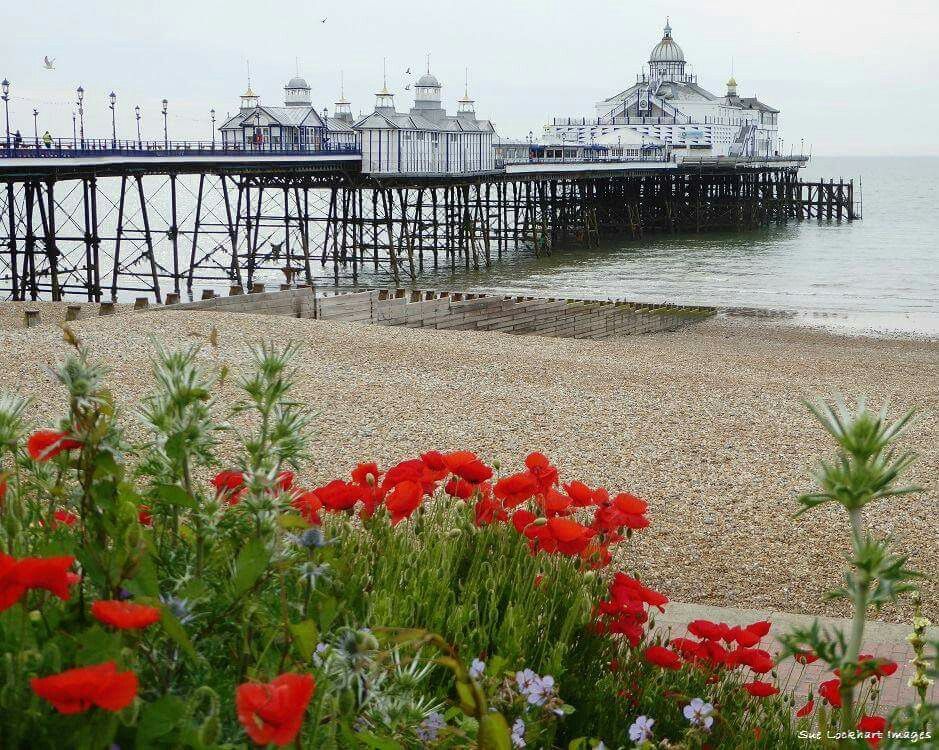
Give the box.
[656,602,938,709]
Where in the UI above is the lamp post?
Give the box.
[135,105,141,147]
[161,98,168,148]
[32,109,38,145]
[72,112,76,145]
[1,79,10,148]
[109,91,117,147]
[210,108,216,149]
[76,86,85,147]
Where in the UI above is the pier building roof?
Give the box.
[649,22,685,63]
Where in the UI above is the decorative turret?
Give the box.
[375,86,395,114]
[457,72,476,121]
[284,76,311,107]
[240,87,259,113]
[334,72,353,123]
[726,76,738,98]
[412,57,445,122]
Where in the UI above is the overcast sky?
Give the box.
[2,0,936,155]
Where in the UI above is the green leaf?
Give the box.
[161,608,198,661]
[455,680,478,715]
[136,694,186,748]
[125,550,160,598]
[289,619,319,661]
[76,626,122,665]
[232,537,270,598]
[278,513,311,530]
[478,713,512,750]
[354,732,405,750]
[154,484,197,509]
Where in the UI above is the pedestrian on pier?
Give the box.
[12,130,22,149]
[42,130,53,148]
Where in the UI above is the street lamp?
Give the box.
[135,105,141,147]
[1,78,10,148]
[161,98,168,148]
[32,109,38,144]
[72,112,76,145]
[210,108,216,149]
[109,91,117,147]
[76,85,85,147]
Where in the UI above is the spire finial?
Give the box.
[383,57,388,90]
[426,52,431,74]
[340,70,345,99]
[247,58,252,88]
[464,67,469,98]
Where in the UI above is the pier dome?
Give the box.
[416,72,441,88]
[284,76,312,107]
[413,68,444,119]
[649,21,687,79]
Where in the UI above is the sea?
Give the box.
[405,156,939,338]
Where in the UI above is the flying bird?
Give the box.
[320,17,327,23]
[405,67,411,74]
[404,84,411,91]
[43,56,55,70]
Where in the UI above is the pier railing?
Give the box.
[0,138,360,159]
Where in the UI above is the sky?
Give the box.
[1,0,937,155]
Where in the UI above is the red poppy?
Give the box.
[385,480,423,525]
[91,600,161,630]
[793,650,818,665]
[275,471,295,492]
[350,463,382,518]
[610,572,669,611]
[212,470,245,502]
[291,491,323,525]
[613,492,647,515]
[753,727,763,740]
[444,451,493,484]
[511,509,537,533]
[382,459,438,496]
[27,430,82,462]
[53,509,78,528]
[746,620,771,638]
[473,489,507,527]
[818,678,842,707]
[493,471,541,507]
[795,698,814,718]
[539,487,573,517]
[31,662,138,714]
[857,715,887,748]
[420,450,448,472]
[0,553,76,612]
[236,673,315,747]
[444,477,477,500]
[728,647,774,674]
[525,516,594,556]
[0,477,6,507]
[671,637,702,659]
[580,542,612,569]
[314,480,359,512]
[743,680,779,698]
[687,619,728,642]
[137,505,153,527]
[525,452,558,491]
[644,645,682,670]
[351,462,381,487]
[563,481,602,507]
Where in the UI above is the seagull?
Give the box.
[404,84,411,91]
[405,67,411,75]
[43,56,55,70]
[320,17,327,23]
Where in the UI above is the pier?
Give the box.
[0,143,856,303]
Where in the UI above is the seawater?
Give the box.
[403,156,939,337]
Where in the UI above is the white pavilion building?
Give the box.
[545,21,781,158]
[353,68,496,174]
[219,76,358,151]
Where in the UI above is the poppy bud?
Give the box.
[453,500,466,512]
[29,610,42,622]
[583,570,597,581]
[531,517,548,526]
[198,715,221,746]
[446,528,462,540]
[357,630,379,652]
